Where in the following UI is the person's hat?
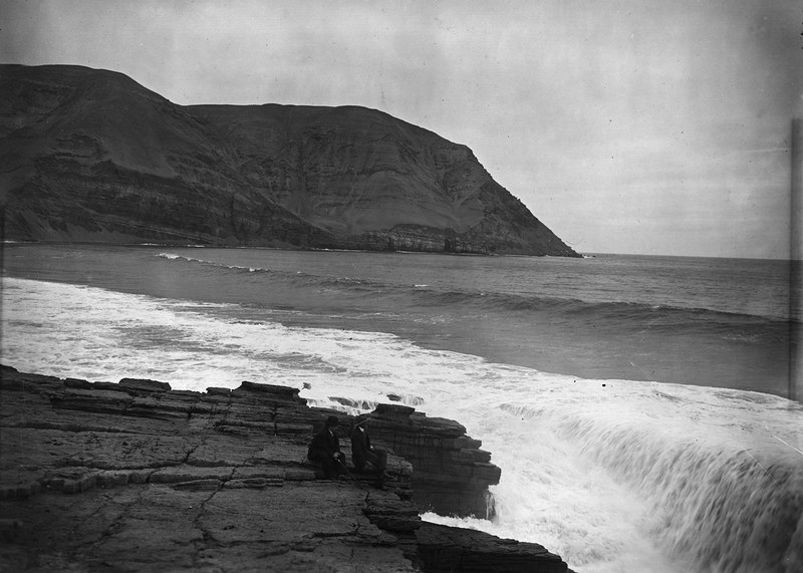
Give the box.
[325,415,339,427]
[354,415,369,426]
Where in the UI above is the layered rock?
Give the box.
[0,65,332,248]
[364,404,500,518]
[0,64,579,257]
[192,104,578,256]
[0,366,571,572]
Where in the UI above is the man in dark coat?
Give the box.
[307,415,348,478]
[350,416,387,475]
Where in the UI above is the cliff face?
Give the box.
[0,365,571,572]
[0,65,331,247]
[0,64,578,256]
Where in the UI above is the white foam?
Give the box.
[157,252,181,260]
[157,252,270,274]
[2,277,801,573]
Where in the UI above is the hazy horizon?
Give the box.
[2,0,801,259]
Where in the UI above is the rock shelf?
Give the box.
[0,365,570,572]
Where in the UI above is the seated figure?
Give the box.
[307,415,348,478]
[350,416,387,475]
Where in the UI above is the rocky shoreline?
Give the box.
[0,365,571,572]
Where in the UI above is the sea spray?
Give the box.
[487,383,803,572]
[559,413,803,572]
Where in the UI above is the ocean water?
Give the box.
[2,244,801,572]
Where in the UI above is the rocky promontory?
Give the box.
[0,365,571,572]
[0,64,579,257]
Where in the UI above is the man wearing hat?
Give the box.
[307,415,348,478]
[350,416,387,477]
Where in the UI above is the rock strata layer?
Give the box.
[0,64,579,257]
[365,403,500,518]
[0,365,571,572]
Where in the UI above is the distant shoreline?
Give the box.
[7,239,802,263]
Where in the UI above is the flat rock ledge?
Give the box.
[0,365,571,572]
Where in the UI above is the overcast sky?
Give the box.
[3,0,801,258]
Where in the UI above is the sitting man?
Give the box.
[350,416,387,476]
[307,415,348,479]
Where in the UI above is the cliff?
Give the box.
[0,365,571,572]
[0,64,579,257]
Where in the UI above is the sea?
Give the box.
[2,243,801,573]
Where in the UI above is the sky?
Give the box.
[2,0,802,258]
